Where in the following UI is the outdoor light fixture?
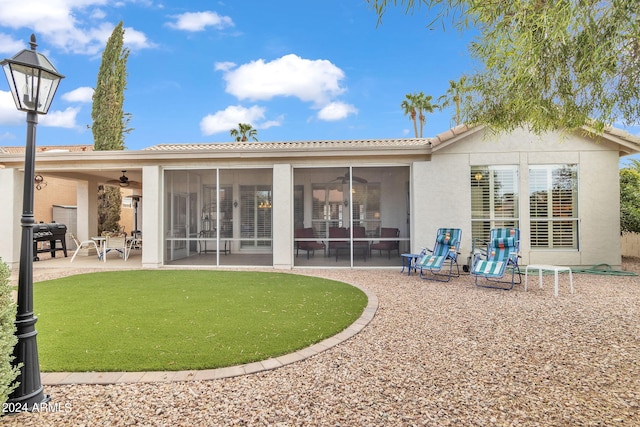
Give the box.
[1,34,64,411]
[34,174,47,190]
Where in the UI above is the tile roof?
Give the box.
[0,145,94,154]
[602,126,640,145]
[143,138,432,151]
[430,124,475,147]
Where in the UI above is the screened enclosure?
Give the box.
[164,168,273,266]
[293,166,410,267]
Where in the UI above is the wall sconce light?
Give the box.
[233,200,238,208]
[34,174,47,190]
[343,200,349,207]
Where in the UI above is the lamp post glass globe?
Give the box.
[1,34,63,412]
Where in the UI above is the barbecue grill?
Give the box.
[33,221,67,261]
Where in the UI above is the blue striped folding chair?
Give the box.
[472,228,521,289]
[417,228,462,282]
[491,228,521,273]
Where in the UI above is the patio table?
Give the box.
[334,242,368,261]
[401,253,420,276]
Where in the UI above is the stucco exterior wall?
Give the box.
[433,127,623,268]
[412,155,473,258]
[141,166,162,269]
[0,169,21,268]
[1,128,633,270]
[574,149,621,267]
[273,163,293,269]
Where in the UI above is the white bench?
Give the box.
[524,264,574,297]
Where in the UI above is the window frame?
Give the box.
[529,164,579,250]
[470,165,519,242]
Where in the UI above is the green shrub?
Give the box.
[0,258,19,406]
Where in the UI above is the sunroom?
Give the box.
[163,165,411,268]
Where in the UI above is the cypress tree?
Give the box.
[92,20,131,150]
[92,21,131,233]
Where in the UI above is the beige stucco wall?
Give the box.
[0,128,630,270]
[273,163,293,269]
[0,169,21,268]
[411,156,472,258]
[141,166,162,269]
[430,127,623,268]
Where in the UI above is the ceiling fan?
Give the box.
[106,170,140,188]
[332,170,367,184]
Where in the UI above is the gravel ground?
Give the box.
[4,260,640,426]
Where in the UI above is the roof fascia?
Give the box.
[579,125,640,157]
[0,144,430,168]
[430,125,485,152]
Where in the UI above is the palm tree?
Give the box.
[402,92,438,138]
[438,76,471,127]
[414,92,438,138]
[230,123,258,142]
[401,93,419,138]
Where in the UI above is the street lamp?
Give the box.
[1,34,64,411]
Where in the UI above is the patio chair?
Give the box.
[103,232,129,262]
[370,227,400,258]
[295,227,325,259]
[349,226,369,261]
[416,228,462,282]
[69,233,101,262]
[471,227,522,290]
[327,227,348,258]
[130,230,142,250]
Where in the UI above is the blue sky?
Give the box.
[0,0,637,152]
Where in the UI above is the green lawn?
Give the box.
[33,270,367,372]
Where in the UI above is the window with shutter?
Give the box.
[529,165,578,249]
[470,166,519,242]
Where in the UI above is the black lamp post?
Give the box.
[1,34,64,411]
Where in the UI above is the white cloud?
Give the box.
[0,90,79,128]
[0,0,154,55]
[0,90,23,125]
[122,26,154,50]
[40,106,80,128]
[0,32,25,55]
[317,101,358,121]
[214,61,236,72]
[167,11,234,32]
[200,105,281,136]
[61,87,94,103]
[220,54,346,107]
[90,8,106,20]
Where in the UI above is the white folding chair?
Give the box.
[103,233,129,262]
[69,233,101,262]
